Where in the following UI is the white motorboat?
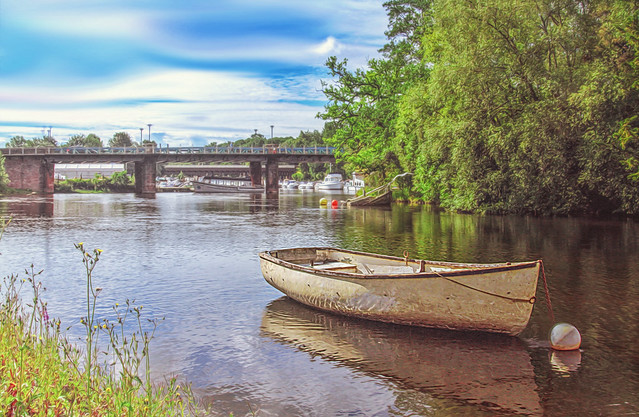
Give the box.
[316,173,344,190]
[298,181,315,190]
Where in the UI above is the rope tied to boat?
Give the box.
[441,276,536,303]
[539,259,555,323]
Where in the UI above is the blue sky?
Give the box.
[0,0,388,146]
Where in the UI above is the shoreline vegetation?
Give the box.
[54,172,136,194]
[0,218,209,416]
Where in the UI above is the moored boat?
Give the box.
[259,247,541,335]
[316,173,344,190]
[346,187,391,207]
[298,181,315,190]
[192,177,263,193]
[346,172,411,207]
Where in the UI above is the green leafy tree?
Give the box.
[396,0,639,214]
[604,0,639,181]
[34,136,57,146]
[65,134,86,147]
[319,0,431,181]
[109,132,134,147]
[108,171,132,190]
[85,134,103,147]
[6,136,28,147]
[6,135,56,147]
[65,134,103,147]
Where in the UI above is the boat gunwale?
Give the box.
[258,247,540,280]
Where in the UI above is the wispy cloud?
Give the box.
[0,0,388,145]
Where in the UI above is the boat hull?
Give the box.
[192,180,263,193]
[316,183,343,190]
[259,247,540,335]
[346,190,392,206]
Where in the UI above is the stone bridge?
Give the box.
[1,144,336,195]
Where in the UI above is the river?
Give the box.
[0,192,638,416]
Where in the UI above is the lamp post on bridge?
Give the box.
[140,128,144,143]
[147,124,152,142]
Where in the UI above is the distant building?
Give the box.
[55,163,126,179]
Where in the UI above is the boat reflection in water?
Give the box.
[261,297,542,416]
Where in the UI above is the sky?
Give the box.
[0,0,389,147]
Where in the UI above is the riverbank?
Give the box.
[0,220,202,416]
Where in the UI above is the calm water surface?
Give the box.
[0,192,638,416]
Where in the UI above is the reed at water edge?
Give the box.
[0,216,211,416]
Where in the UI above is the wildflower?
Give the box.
[42,305,49,323]
[102,324,107,329]
[93,325,98,330]
[96,249,103,253]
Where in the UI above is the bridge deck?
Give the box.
[1,146,336,194]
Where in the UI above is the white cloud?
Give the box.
[0,69,326,145]
[312,37,342,56]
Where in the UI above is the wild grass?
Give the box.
[0,216,205,416]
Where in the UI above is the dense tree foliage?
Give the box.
[64,134,103,147]
[319,0,431,183]
[5,135,57,147]
[55,171,134,193]
[320,0,639,215]
[220,129,326,148]
[108,132,134,147]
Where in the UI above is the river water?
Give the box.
[0,192,638,416]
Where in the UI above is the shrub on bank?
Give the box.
[0,218,203,416]
[55,171,135,193]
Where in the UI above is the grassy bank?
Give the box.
[0,218,202,416]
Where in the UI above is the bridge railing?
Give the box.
[1,145,337,156]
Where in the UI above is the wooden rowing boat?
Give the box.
[259,247,541,335]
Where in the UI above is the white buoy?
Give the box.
[550,323,581,351]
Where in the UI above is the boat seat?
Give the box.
[370,265,416,274]
[312,262,358,273]
[357,264,416,274]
